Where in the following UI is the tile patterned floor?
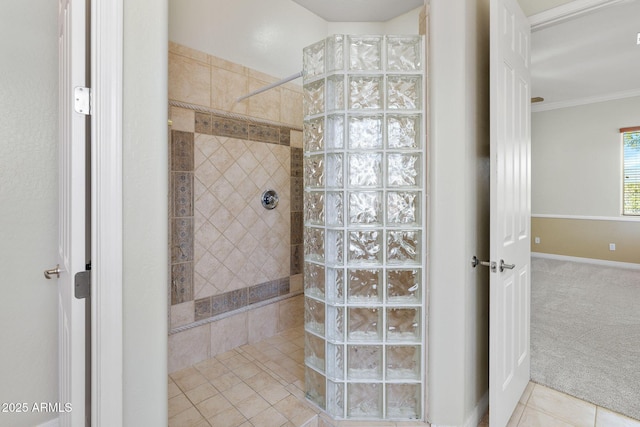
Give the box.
[169,326,640,427]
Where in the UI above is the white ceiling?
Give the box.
[291,0,424,22]
[290,0,640,111]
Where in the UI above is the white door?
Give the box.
[489,0,531,426]
[58,0,87,425]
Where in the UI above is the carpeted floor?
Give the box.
[531,256,640,421]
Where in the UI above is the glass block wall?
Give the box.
[302,35,426,421]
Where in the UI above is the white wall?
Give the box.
[123,0,168,425]
[428,0,490,425]
[0,2,59,426]
[532,96,640,216]
[169,0,420,79]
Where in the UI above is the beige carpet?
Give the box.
[531,257,640,421]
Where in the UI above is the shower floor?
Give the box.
[168,326,319,427]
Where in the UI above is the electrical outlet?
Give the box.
[609,243,616,251]
[534,237,540,244]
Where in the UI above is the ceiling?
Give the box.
[291,0,640,111]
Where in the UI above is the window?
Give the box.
[622,127,640,215]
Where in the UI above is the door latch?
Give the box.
[471,256,515,273]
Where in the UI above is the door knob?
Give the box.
[44,264,61,279]
[499,260,515,272]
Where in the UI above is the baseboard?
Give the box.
[37,418,59,427]
[532,252,640,270]
[431,390,489,427]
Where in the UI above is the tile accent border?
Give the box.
[169,105,304,334]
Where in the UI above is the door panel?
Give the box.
[490,0,531,425]
[58,0,87,425]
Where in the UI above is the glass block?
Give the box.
[349,153,382,188]
[327,305,345,342]
[305,332,326,372]
[386,35,422,71]
[387,230,420,264]
[327,75,345,111]
[387,75,421,110]
[348,115,383,149]
[388,115,421,149]
[387,191,419,225]
[386,384,421,419]
[348,35,382,71]
[386,346,421,380]
[305,366,326,409]
[349,76,382,110]
[303,118,324,152]
[303,39,325,80]
[305,297,325,336]
[304,154,324,188]
[326,229,344,265]
[348,230,382,264]
[347,345,382,380]
[349,191,382,225]
[304,262,325,300]
[387,308,420,342]
[304,227,325,262]
[304,79,325,118]
[326,191,344,226]
[327,380,345,417]
[387,269,421,303]
[347,383,382,418]
[326,153,343,188]
[348,307,381,341]
[326,267,344,304]
[327,343,344,380]
[388,153,420,187]
[347,269,381,303]
[326,114,345,150]
[304,191,325,226]
[326,34,345,72]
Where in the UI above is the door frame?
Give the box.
[90,0,123,425]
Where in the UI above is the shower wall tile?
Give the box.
[291,130,303,149]
[171,130,194,172]
[170,107,195,132]
[194,297,212,322]
[248,124,280,144]
[291,244,303,275]
[291,177,304,211]
[278,295,304,331]
[168,323,211,373]
[291,148,303,177]
[291,212,303,245]
[209,312,248,358]
[171,172,193,218]
[171,218,194,263]
[282,87,304,127]
[248,303,278,344]
[211,116,248,139]
[171,262,194,305]
[248,76,282,123]
[170,301,195,328]
[194,112,212,134]
[211,66,249,114]
[169,53,211,107]
[279,128,291,146]
[169,41,209,63]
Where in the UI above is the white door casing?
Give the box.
[489,0,531,426]
[58,0,87,425]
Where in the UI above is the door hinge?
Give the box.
[74,86,92,115]
[74,270,91,299]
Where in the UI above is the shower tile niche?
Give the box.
[302,35,426,421]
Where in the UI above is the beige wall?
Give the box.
[532,216,640,263]
[532,96,640,262]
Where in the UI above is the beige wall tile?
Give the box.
[210,312,248,357]
[290,130,303,149]
[248,303,279,344]
[281,87,304,127]
[248,78,281,123]
[209,54,248,76]
[170,301,195,329]
[211,67,249,114]
[169,53,211,106]
[278,295,304,331]
[170,107,195,132]
[169,41,209,63]
[168,325,211,373]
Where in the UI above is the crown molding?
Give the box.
[531,88,640,112]
[529,0,623,31]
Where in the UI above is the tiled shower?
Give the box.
[168,42,305,373]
